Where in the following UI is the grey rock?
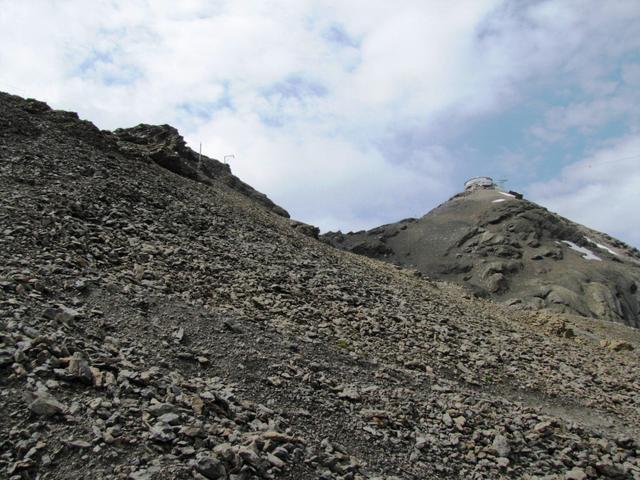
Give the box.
[25,390,66,417]
[129,466,162,480]
[595,462,626,479]
[157,412,180,425]
[337,386,361,402]
[565,467,587,480]
[67,439,92,449]
[0,348,15,366]
[266,452,285,468]
[147,402,178,416]
[492,434,510,457]
[195,456,227,479]
[148,422,176,443]
[43,305,79,324]
[289,220,320,239]
[67,351,94,384]
[237,446,261,467]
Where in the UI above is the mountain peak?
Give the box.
[324,185,640,327]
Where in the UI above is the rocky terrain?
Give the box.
[1,90,640,480]
[111,124,289,219]
[323,187,640,328]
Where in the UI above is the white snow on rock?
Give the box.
[499,191,515,198]
[560,241,602,261]
[585,237,619,256]
[492,199,506,203]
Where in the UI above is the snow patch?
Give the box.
[492,199,506,203]
[499,191,515,198]
[585,237,619,256]
[560,241,602,261]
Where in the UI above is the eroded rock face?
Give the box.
[323,188,640,327]
[113,124,289,218]
[288,219,320,239]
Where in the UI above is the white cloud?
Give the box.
[530,93,639,143]
[528,136,640,247]
[1,0,639,236]
[529,59,640,144]
[189,110,457,232]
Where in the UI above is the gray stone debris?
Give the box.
[1,91,640,480]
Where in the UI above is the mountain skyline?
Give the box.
[1,1,639,246]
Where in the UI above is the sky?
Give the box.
[1,1,640,246]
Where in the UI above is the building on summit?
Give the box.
[464,176,496,191]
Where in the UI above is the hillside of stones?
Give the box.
[323,187,640,329]
[1,90,640,480]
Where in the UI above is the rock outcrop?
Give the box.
[2,91,640,479]
[323,187,640,328]
[113,124,290,218]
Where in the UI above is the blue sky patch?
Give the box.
[262,75,328,101]
[323,23,360,49]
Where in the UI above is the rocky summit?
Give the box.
[1,91,640,480]
[323,180,640,329]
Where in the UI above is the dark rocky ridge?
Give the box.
[2,91,640,480]
[1,91,289,219]
[112,124,289,219]
[323,187,640,329]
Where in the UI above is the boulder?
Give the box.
[25,390,66,417]
[194,456,227,479]
[289,220,320,239]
